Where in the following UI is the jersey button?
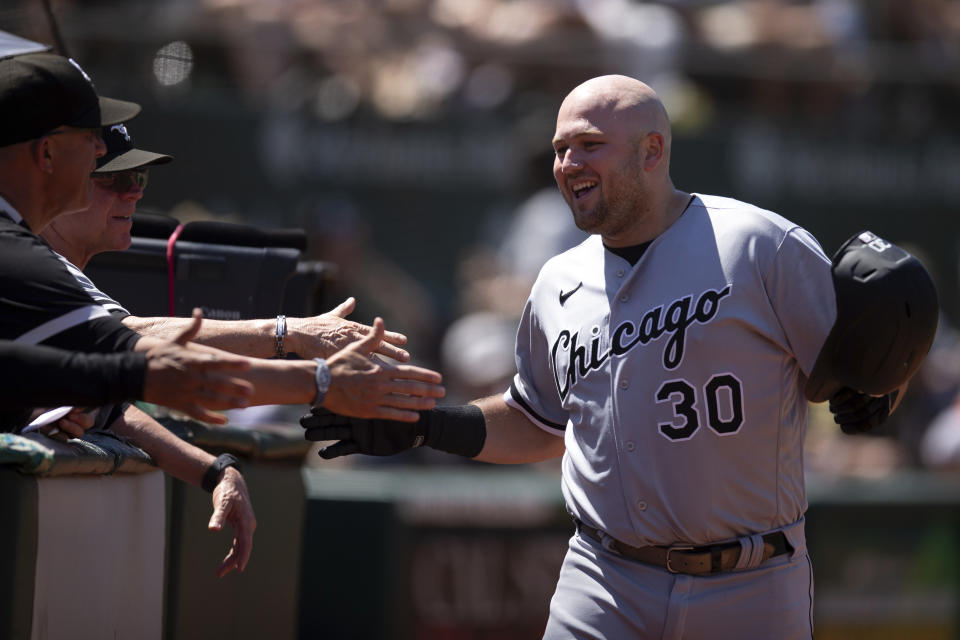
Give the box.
[625,441,636,452]
[637,501,647,511]
[619,294,629,302]
[619,379,629,389]
[616,269,625,278]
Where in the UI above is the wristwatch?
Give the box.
[202,453,241,493]
[312,358,331,406]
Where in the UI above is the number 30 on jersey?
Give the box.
[655,373,744,441]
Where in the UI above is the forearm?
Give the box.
[133,337,316,406]
[239,358,316,405]
[124,316,276,358]
[471,395,565,464]
[112,405,215,486]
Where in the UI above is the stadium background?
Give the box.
[2,1,960,639]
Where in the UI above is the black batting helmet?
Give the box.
[804,231,939,403]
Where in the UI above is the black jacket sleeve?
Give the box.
[0,341,146,411]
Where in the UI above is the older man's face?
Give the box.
[51,168,145,256]
[46,126,107,215]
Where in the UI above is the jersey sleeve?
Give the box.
[504,291,568,437]
[0,223,140,351]
[765,227,837,376]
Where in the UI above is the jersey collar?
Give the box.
[0,195,26,227]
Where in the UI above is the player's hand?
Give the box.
[208,466,257,578]
[829,387,897,434]
[322,317,445,422]
[301,408,423,459]
[142,309,255,424]
[287,297,410,361]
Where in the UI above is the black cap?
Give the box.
[0,52,141,147]
[95,123,173,172]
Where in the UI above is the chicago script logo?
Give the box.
[551,285,732,400]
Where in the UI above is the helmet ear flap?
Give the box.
[804,231,939,403]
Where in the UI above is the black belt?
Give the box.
[574,518,792,576]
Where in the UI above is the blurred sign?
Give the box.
[406,531,568,639]
[731,124,960,205]
[260,115,520,189]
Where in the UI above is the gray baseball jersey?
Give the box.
[505,194,836,548]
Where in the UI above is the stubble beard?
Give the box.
[567,145,648,237]
[572,177,647,240]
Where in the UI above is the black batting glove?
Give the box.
[300,405,486,460]
[829,387,897,434]
[300,408,424,460]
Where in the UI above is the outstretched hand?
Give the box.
[288,297,411,361]
[322,317,445,422]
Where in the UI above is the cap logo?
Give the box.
[111,124,131,141]
[68,58,93,85]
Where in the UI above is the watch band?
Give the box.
[202,453,241,493]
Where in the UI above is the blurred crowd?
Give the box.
[4,0,959,129]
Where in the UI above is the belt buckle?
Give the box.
[665,545,695,574]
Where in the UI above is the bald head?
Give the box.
[558,75,672,150]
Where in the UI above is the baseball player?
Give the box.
[301,75,934,638]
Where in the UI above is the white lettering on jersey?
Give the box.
[551,285,732,400]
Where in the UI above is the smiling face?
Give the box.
[551,76,672,246]
[46,169,145,262]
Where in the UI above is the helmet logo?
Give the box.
[857,231,891,253]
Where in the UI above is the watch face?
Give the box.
[314,358,331,393]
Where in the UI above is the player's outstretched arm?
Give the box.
[111,405,256,578]
[301,394,564,464]
[123,297,409,361]
[471,395,565,464]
